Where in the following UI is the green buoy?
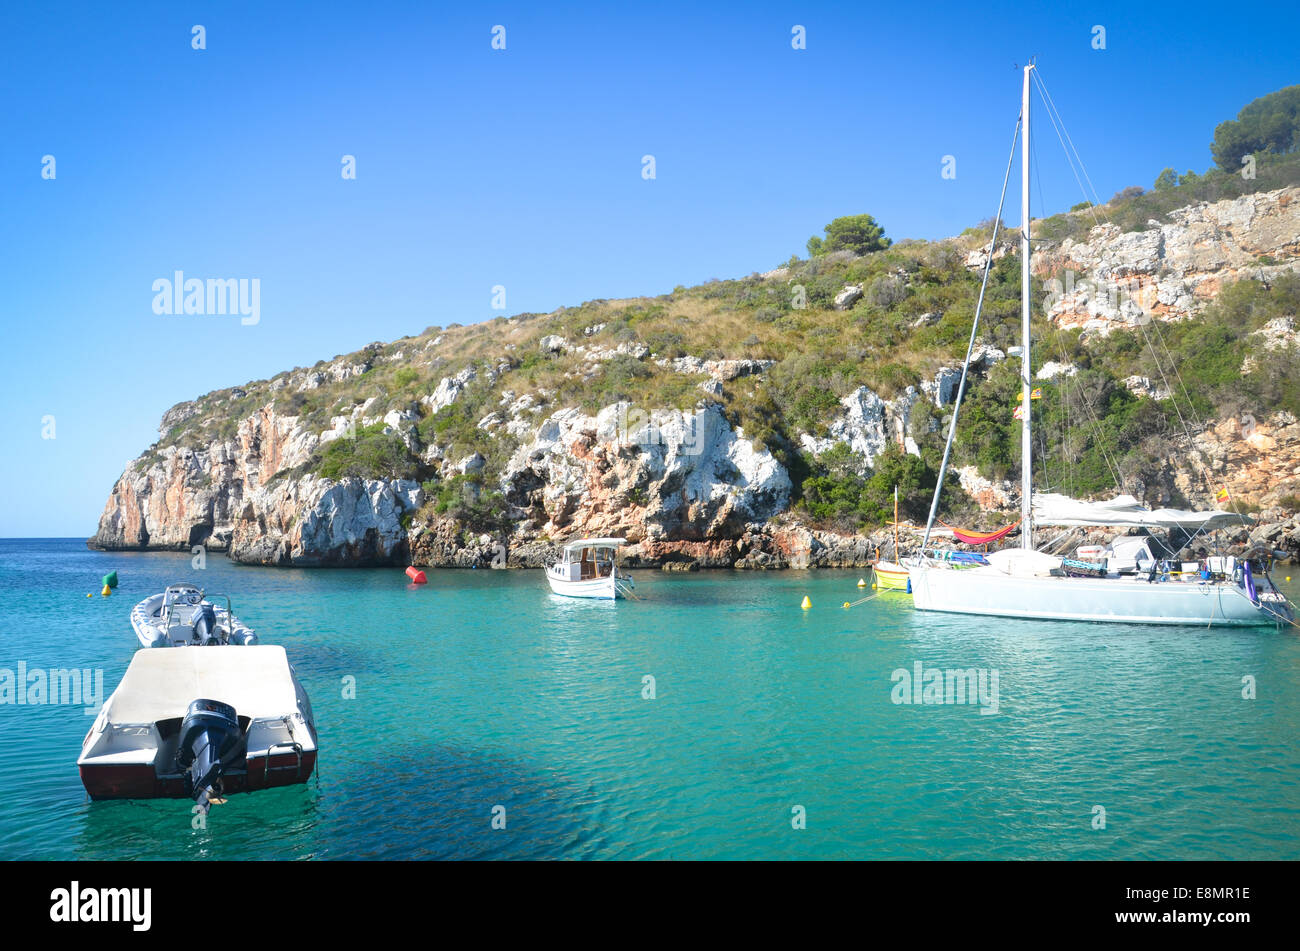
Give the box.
[102,571,118,590]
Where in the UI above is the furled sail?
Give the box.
[1031,493,1252,532]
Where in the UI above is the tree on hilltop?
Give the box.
[1211,85,1300,172]
[807,214,890,257]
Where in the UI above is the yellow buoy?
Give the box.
[800,595,811,610]
[1288,577,1292,582]
[857,578,866,588]
[842,601,851,608]
[871,583,877,590]
[101,585,111,597]
[86,593,92,598]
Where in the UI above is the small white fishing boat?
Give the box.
[546,537,635,600]
[131,583,257,648]
[78,645,317,811]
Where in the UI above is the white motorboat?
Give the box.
[906,62,1295,628]
[546,537,635,600]
[78,645,317,810]
[131,583,257,648]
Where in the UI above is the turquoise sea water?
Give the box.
[0,537,1297,860]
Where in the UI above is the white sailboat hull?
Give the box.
[908,563,1288,627]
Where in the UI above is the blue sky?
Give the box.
[2,1,1297,537]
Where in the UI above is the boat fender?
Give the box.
[1243,562,1258,605]
[906,578,912,594]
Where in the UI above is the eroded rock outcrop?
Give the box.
[1176,411,1300,510]
[90,404,422,566]
[1037,186,1300,333]
[501,402,791,543]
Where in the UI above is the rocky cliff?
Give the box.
[90,186,1300,567]
[1037,186,1300,331]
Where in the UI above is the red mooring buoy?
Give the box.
[405,566,427,584]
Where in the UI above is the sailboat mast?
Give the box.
[894,485,899,559]
[1020,62,1034,551]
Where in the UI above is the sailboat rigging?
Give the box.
[905,62,1294,627]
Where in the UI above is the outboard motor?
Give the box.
[175,699,242,811]
[191,603,220,645]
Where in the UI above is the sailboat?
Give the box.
[873,486,910,591]
[906,63,1294,627]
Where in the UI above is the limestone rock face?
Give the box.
[1037,186,1300,333]
[1122,376,1171,401]
[423,367,478,413]
[89,403,421,566]
[90,405,318,553]
[501,402,791,544]
[1174,412,1300,511]
[834,284,864,310]
[658,356,775,381]
[958,465,1015,510]
[799,386,920,468]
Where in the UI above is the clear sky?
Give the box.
[2,1,1297,537]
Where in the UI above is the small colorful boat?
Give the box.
[873,486,910,591]
[873,560,911,591]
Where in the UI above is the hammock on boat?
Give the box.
[939,519,1021,546]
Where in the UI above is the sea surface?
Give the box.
[1,537,1297,860]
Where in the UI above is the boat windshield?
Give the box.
[164,585,203,607]
[567,546,616,578]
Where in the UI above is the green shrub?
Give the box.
[801,445,937,530]
[430,473,511,532]
[315,424,419,481]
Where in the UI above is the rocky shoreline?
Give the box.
[89,502,1300,569]
[88,186,1300,569]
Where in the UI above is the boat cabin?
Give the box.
[553,538,625,582]
[1104,536,1157,573]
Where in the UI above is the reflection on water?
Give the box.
[1,539,1298,860]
